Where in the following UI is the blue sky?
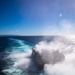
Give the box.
[0,0,75,35]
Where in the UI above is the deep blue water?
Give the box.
[0,36,44,75]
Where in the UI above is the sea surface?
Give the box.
[0,36,44,75]
[0,36,75,75]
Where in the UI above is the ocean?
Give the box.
[0,36,44,75]
[0,36,75,75]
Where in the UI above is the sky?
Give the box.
[0,0,75,35]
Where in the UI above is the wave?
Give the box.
[2,36,75,75]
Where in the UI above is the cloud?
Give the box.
[43,19,75,35]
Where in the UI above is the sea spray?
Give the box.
[2,36,75,75]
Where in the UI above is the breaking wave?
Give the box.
[2,36,75,75]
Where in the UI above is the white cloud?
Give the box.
[43,19,75,35]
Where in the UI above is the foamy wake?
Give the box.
[2,36,75,75]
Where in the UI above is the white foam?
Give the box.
[3,36,75,75]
